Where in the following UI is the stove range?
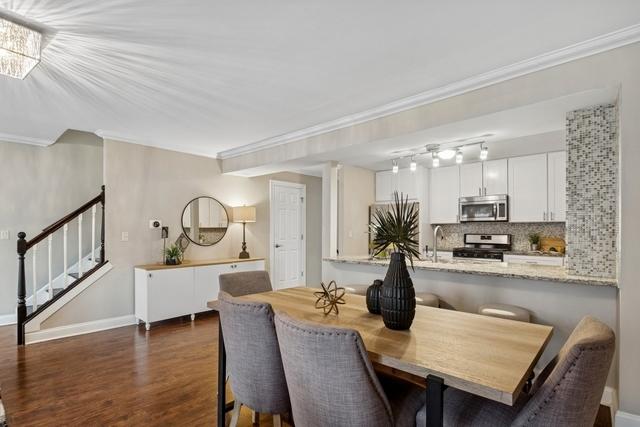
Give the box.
[452,234,512,262]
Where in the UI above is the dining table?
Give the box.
[207,286,553,427]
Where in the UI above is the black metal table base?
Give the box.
[426,375,445,427]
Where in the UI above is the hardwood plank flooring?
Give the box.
[0,313,610,427]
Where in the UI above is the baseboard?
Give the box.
[25,315,137,345]
[616,411,640,427]
[0,313,16,326]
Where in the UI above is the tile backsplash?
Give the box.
[433,222,566,252]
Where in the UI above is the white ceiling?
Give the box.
[1,1,639,156]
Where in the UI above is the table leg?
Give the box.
[217,319,226,427]
[426,375,444,427]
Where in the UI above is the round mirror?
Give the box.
[181,197,229,246]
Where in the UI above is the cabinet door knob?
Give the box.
[148,273,152,278]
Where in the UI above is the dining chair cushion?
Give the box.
[415,292,440,308]
[217,291,290,414]
[415,388,526,427]
[219,270,272,296]
[274,312,396,427]
[478,303,531,322]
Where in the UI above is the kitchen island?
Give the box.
[322,255,618,386]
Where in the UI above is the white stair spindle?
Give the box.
[63,224,69,288]
[32,244,38,311]
[48,234,53,300]
[78,213,83,279]
[91,205,97,266]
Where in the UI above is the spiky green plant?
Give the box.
[370,191,420,269]
[164,244,183,263]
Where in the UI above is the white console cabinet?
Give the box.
[135,258,265,330]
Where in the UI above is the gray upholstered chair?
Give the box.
[218,270,272,296]
[274,312,425,427]
[218,291,290,427]
[416,315,615,426]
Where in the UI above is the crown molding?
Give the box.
[0,132,52,146]
[219,23,640,160]
[95,130,220,159]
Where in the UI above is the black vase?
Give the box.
[366,279,383,314]
[380,252,416,330]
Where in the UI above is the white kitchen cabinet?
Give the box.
[135,258,265,329]
[483,159,508,195]
[429,165,460,224]
[375,168,422,202]
[547,151,566,222]
[508,154,548,222]
[460,162,484,197]
[198,199,210,227]
[375,170,396,202]
[504,254,564,266]
[396,168,418,199]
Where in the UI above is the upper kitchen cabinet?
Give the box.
[547,151,567,222]
[460,159,508,197]
[508,153,548,222]
[460,162,483,197]
[375,167,422,202]
[483,159,508,195]
[375,170,396,202]
[430,165,460,224]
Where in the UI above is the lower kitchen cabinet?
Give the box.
[504,254,564,266]
[135,258,265,329]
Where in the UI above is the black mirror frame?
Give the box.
[180,196,229,247]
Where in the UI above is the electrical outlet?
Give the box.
[149,220,162,229]
[0,230,9,240]
[121,232,129,242]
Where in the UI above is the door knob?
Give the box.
[275,244,281,248]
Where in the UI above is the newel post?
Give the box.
[100,185,106,263]
[17,231,27,345]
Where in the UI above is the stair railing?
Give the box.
[17,185,106,345]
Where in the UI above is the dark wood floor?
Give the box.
[0,314,610,427]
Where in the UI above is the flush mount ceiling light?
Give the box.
[0,16,42,79]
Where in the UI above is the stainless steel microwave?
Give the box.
[459,195,508,222]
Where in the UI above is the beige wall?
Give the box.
[43,139,321,327]
[338,165,375,256]
[0,131,103,317]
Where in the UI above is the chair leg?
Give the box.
[251,410,259,425]
[228,400,241,427]
[273,414,282,427]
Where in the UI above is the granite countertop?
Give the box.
[504,250,565,257]
[323,256,617,287]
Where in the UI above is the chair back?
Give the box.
[217,291,289,414]
[219,270,272,296]
[274,312,394,427]
[513,316,615,427]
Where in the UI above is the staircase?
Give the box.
[16,186,107,345]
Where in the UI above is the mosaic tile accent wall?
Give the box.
[435,222,566,252]
[565,104,618,278]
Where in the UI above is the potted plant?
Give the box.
[164,244,183,265]
[528,233,541,252]
[369,192,420,330]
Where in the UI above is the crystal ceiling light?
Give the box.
[0,17,42,79]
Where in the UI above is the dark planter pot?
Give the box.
[165,258,181,265]
[366,279,383,314]
[380,252,416,330]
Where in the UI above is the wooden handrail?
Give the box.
[27,189,104,250]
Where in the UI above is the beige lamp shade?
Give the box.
[233,206,256,223]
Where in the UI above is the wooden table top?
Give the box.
[135,257,265,271]
[208,287,553,405]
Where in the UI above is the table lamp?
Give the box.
[233,206,256,259]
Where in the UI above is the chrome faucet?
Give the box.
[433,225,444,263]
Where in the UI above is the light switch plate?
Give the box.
[0,230,9,240]
[121,232,129,242]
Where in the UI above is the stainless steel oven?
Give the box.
[459,195,508,222]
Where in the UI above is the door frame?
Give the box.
[269,180,307,287]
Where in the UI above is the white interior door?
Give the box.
[270,181,306,289]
